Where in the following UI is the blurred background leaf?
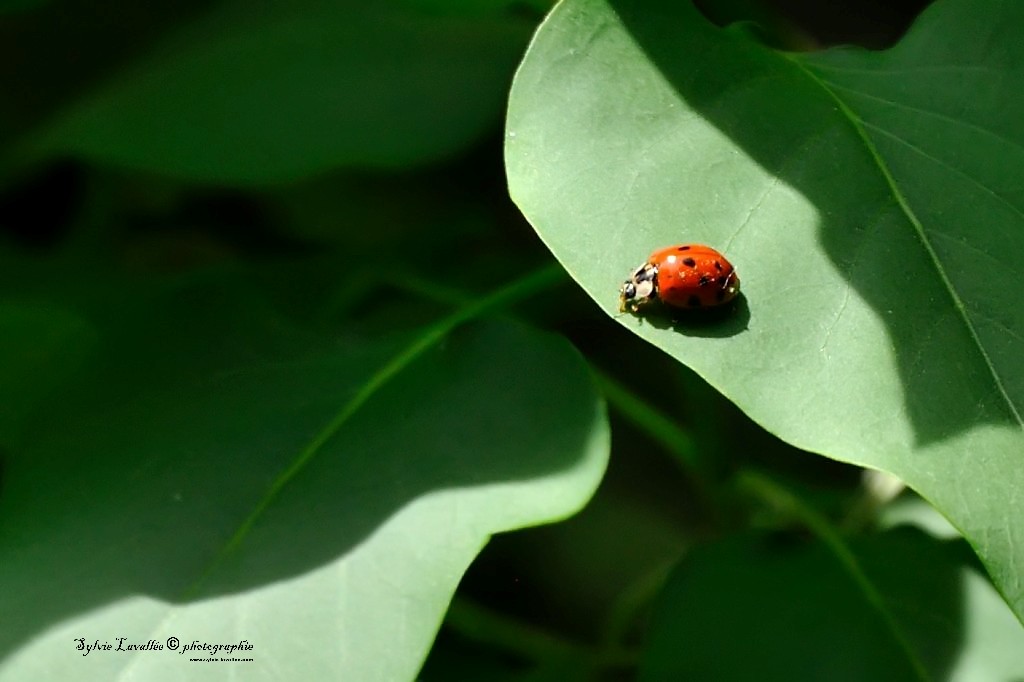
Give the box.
[0,272,608,681]
[0,0,47,13]
[641,527,1024,681]
[3,0,533,183]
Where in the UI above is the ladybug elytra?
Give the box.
[619,244,739,313]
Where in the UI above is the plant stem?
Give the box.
[602,557,677,647]
[589,367,725,521]
[590,368,700,474]
[445,596,639,669]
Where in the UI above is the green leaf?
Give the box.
[0,276,608,681]
[506,0,1024,621]
[27,0,530,183]
[0,0,47,12]
[398,0,552,16]
[640,528,1024,680]
[0,302,96,444]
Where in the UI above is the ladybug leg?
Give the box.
[721,270,738,294]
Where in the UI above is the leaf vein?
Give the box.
[815,80,1024,162]
[787,56,1024,428]
[805,62,1003,78]
[861,121,1024,224]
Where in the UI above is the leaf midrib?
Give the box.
[785,53,1024,429]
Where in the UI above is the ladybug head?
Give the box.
[619,262,657,313]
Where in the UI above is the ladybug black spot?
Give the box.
[682,258,696,267]
[677,245,691,251]
[699,275,712,287]
[714,261,723,271]
[688,295,701,307]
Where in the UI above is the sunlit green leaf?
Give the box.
[506,0,1024,621]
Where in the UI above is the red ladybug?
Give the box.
[619,244,739,313]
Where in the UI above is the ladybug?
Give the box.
[619,244,739,313]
